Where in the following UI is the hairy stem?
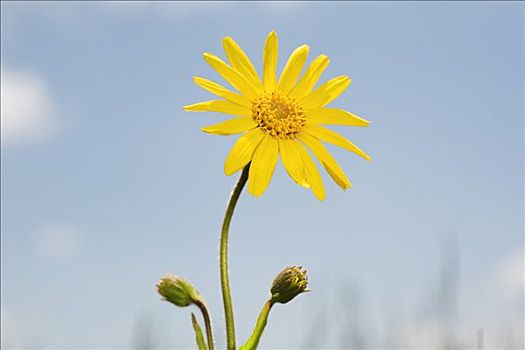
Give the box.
[194,300,214,350]
[239,300,274,350]
[220,165,250,350]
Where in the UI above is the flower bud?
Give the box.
[156,274,201,307]
[270,266,309,304]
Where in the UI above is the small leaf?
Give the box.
[191,313,207,350]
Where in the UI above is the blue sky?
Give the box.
[1,1,523,348]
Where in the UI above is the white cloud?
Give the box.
[0,306,6,348]
[35,222,81,260]
[1,305,22,348]
[497,250,524,297]
[1,66,57,146]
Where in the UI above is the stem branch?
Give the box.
[195,300,215,350]
[220,165,250,350]
[239,300,274,350]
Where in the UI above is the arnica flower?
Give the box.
[184,31,370,200]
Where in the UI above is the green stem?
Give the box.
[220,165,250,350]
[239,300,274,350]
[195,300,215,350]
[191,313,207,350]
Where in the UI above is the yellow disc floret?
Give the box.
[252,91,306,139]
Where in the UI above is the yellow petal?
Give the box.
[193,77,252,108]
[295,141,326,200]
[306,108,370,127]
[224,128,265,175]
[278,139,309,188]
[322,77,351,106]
[289,55,330,99]
[184,100,251,117]
[222,37,263,90]
[248,135,279,197]
[262,31,278,91]
[299,133,351,190]
[202,117,257,135]
[277,45,309,94]
[203,53,259,100]
[300,76,351,111]
[304,124,371,161]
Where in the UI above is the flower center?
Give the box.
[252,92,306,139]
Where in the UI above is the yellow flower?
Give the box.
[184,31,370,200]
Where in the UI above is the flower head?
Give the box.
[184,31,370,200]
[270,266,309,304]
[156,274,201,307]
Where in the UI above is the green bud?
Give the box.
[156,274,201,307]
[270,266,309,304]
